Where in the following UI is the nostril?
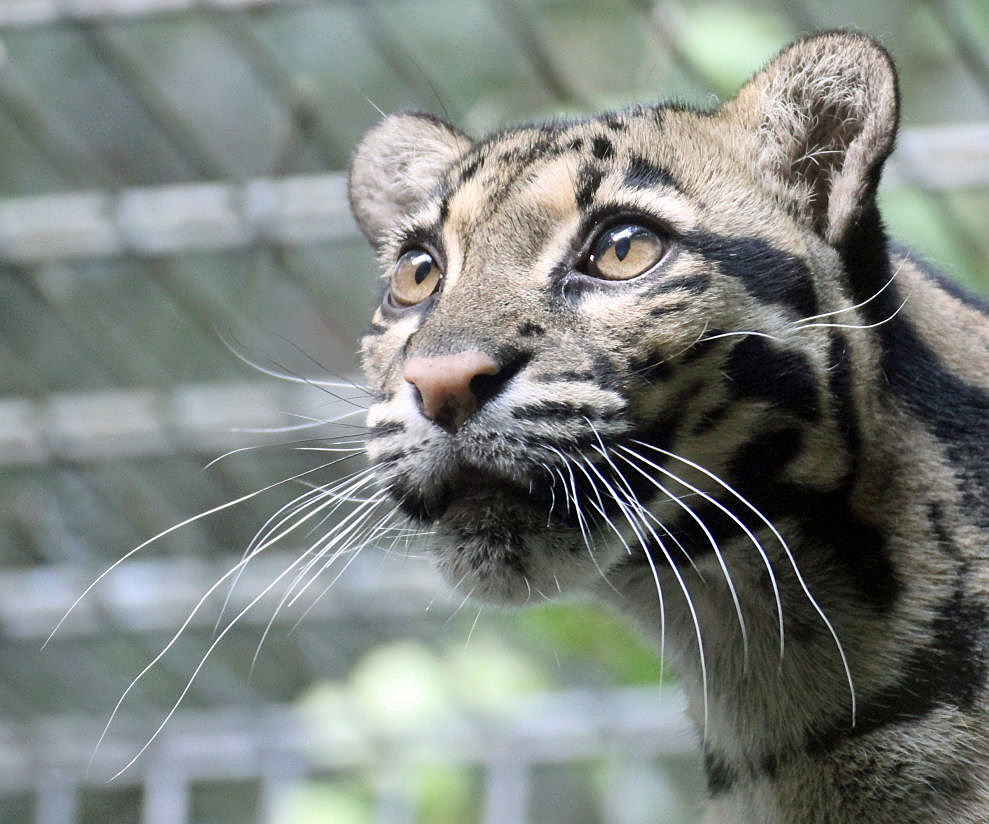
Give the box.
[469,351,529,408]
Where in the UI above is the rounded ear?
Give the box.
[723,32,899,246]
[348,112,472,249]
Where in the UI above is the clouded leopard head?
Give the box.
[347,32,899,605]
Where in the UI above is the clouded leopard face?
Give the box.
[348,32,898,609]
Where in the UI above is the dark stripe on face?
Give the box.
[678,329,725,365]
[649,301,688,316]
[575,164,604,209]
[511,400,600,422]
[624,154,682,193]
[518,322,545,337]
[724,337,821,422]
[684,232,819,318]
[842,215,989,529]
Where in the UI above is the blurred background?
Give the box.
[0,1,984,822]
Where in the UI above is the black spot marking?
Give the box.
[678,330,725,365]
[704,749,737,796]
[590,353,623,390]
[559,369,597,383]
[624,155,682,193]
[518,322,545,337]
[604,116,625,132]
[724,336,820,421]
[728,427,804,487]
[567,137,584,152]
[629,352,673,383]
[684,232,818,318]
[591,136,615,160]
[691,401,731,435]
[760,753,779,782]
[365,322,387,336]
[575,165,604,209]
[649,301,688,316]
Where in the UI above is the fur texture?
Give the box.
[348,33,989,823]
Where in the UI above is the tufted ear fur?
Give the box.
[723,32,899,246]
[348,112,472,249]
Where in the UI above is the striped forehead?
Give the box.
[439,115,696,246]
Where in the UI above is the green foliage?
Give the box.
[515,600,666,687]
[414,764,482,824]
[272,783,372,824]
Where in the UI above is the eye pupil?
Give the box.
[614,235,631,261]
[414,260,432,284]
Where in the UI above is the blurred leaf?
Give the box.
[350,641,453,730]
[272,783,372,824]
[415,764,481,824]
[516,601,666,686]
[446,633,549,710]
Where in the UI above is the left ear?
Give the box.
[723,32,899,246]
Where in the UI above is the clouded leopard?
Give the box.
[347,32,989,823]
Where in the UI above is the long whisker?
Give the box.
[43,456,359,649]
[216,329,372,406]
[632,441,856,724]
[251,489,394,674]
[614,449,749,666]
[792,296,909,332]
[213,464,380,632]
[618,443,785,665]
[788,257,905,326]
[92,481,356,778]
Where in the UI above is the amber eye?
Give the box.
[390,248,442,305]
[587,223,667,280]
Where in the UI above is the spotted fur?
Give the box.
[348,33,989,823]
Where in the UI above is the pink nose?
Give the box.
[403,351,502,433]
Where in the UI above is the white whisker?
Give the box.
[631,441,856,724]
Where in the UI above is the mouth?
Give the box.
[382,451,661,604]
[396,466,557,525]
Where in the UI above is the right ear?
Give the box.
[348,112,472,249]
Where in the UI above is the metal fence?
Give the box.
[0,1,985,822]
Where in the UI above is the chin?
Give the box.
[424,489,620,606]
